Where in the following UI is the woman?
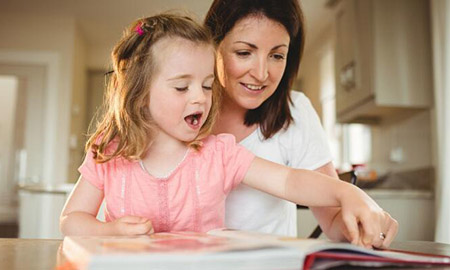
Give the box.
[204,0,398,248]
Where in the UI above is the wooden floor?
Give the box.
[0,223,18,238]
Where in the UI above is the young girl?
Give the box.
[60,13,387,249]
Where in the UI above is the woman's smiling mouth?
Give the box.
[241,83,266,92]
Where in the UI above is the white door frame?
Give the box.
[0,50,68,186]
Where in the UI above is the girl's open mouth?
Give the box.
[184,112,203,129]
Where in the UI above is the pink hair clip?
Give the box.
[135,22,145,36]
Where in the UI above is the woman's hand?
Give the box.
[110,216,155,236]
[339,185,398,249]
[241,158,398,249]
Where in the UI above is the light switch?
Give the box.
[69,134,78,149]
[390,147,404,163]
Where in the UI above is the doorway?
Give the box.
[0,64,47,235]
[0,75,20,233]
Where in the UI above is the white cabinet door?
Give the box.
[297,190,434,241]
[19,190,67,239]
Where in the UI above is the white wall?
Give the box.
[68,24,88,183]
[0,11,81,185]
[297,27,336,120]
[370,111,433,174]
[431,0,450,244]
[87,43,111,70]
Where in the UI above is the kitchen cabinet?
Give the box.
[18,183,106,239]
[334,0,432,123]
[18,184,74,239]
[297,190,434,241]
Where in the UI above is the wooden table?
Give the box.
[0,238,63,269]
[1,238,450,269]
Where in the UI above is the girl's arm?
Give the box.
[241,157,397,248]
[60,177,153,236]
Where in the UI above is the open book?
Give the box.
[209,229,450,269]
[63,229,450,270]
[62,231,301,270]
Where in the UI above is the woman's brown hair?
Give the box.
[204,0,305,139]
[87,13,219,163]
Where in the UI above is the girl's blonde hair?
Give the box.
[87,13,220,163]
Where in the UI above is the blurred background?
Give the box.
[0,0,449,243]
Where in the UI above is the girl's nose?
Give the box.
[249,56,269,82]
[191,86,207,104]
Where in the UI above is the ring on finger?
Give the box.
[379,232,386,240]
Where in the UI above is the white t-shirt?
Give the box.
[224,91,333,237]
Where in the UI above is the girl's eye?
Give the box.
[203,85,213,90]
[175,87,188,91]
[271,54,286,60]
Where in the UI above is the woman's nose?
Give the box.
[249,56,269,82]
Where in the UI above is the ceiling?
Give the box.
[2,0,334,56]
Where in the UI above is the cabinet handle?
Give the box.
[340,61,356,91]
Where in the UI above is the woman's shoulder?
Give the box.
[287,91,319,127]
[289,90,315,115]
[276,90,325,144]
[290,89,307,102]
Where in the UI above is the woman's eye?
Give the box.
[175,87,188,91]
[236,51,251,57]
[272,54,286,60]
[203,85,213,90]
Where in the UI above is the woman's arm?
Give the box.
[310,163,375,241]
[311,162,398,248]
[241,157,397,248]
[60,177,153,236]
[310,162,345,241]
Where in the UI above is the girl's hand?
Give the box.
[339,185,399,249]
[111,216,154,236]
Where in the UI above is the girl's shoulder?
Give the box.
[86,137,128,166]
[200,133,238,151]
[89,135,120,154]
[198,134,254,171]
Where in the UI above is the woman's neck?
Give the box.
[213,95,258,143]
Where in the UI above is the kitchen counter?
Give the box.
[366,189,435,241]
[364,189,433,199]
[17,183,74,194]
[297,189,435,241]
